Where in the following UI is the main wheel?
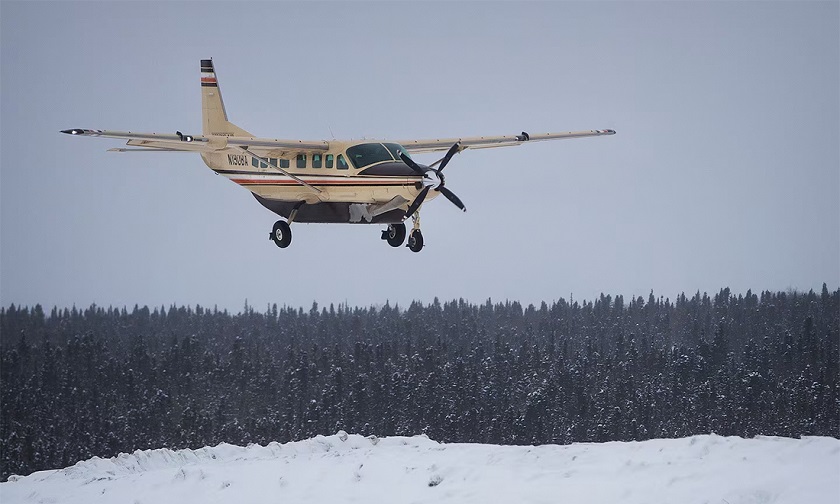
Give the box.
[384,223,406,247]
[271,220,292,248]
[407,229,424,253]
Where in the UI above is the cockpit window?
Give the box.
[383,143,411,161]
[346,143,394,169]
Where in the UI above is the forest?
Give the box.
[1,286,838,479]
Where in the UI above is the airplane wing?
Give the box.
[62,128,615,155]
[60,129,330,152]
[394,129,616,154]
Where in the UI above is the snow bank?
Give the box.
[2,433,838,504]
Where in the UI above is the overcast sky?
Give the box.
[1,1,837,312]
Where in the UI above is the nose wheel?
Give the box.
[406,213,424,253]
[407,229,424,252]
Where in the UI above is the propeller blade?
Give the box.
[405,186,430,219]
[399,152,427,175]
[437,143,461,172]
[438,186,466,212]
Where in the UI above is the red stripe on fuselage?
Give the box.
[230,178,413,186]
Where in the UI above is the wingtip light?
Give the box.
[62,128,103,137]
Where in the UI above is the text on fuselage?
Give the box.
[228,154,248,166]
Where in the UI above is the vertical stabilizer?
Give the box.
[201,59,252,137]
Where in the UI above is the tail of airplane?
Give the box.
[201,59,253,137]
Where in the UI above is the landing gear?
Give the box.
[269,202,302,249]
[381,223,406,247]
[270,220,292,248]
[406,213,424,253]
[381,212,424,252]
[407,229,424,252]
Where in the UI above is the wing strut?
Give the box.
[238,147,322,194]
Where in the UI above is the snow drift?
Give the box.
[2,434,838,504]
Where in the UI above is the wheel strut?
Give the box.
[406,213,423,252]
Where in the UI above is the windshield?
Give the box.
[346,143,395,169]
[383,143,411,162]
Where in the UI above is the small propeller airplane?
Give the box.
[63,59,615,252]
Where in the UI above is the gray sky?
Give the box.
[1,1,838,312]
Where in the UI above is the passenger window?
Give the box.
[279,159,290,169]
[312,154,322,169]
[296,154,307,169]
[337,154,349,170]
[326,154,334,169]
[260,160,267,169]
[252,157,259,168]
[269,158,277,167]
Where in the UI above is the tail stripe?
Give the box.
[200,59,252,137]
[201,60,217,87]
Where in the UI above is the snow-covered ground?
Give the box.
[2,434,838,504]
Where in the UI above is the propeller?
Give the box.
[400,143,466,219]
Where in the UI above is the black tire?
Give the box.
[386,223,406,247]
[271,220,292,248]
[407,229,424,252]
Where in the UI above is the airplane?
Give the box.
[62,59,615,253]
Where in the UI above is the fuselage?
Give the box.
[200,141,437,224]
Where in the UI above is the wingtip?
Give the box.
[62,128,95,135]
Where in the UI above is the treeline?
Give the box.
[1,286,838,479]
